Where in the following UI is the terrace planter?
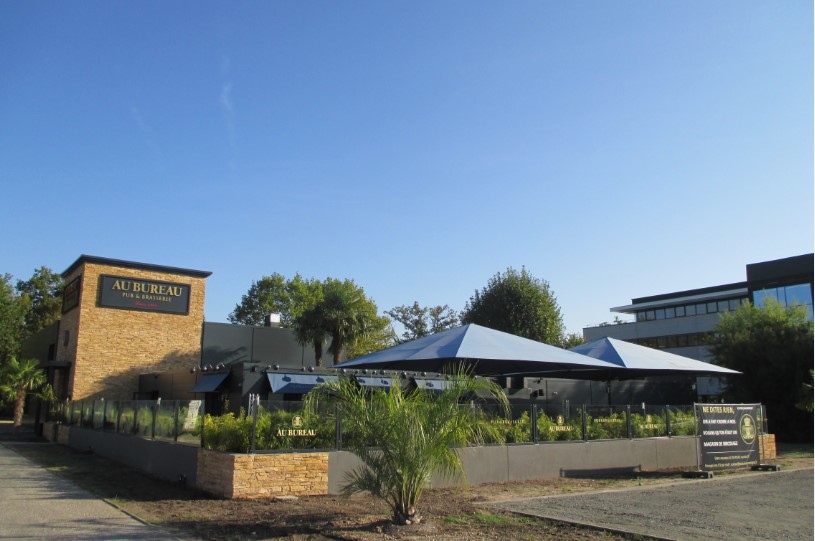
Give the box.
[196,449,329,499]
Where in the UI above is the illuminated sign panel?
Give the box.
[98,275,191,315]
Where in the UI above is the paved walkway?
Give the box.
[489,468,814,541]
[0,442,180,540]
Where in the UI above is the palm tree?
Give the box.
[304,370,509,525]
[320,279,371,365]
[0,357,49,431]
[293,304,327,367]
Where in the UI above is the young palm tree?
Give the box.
[0,357,48,431]
[304,371,509,525]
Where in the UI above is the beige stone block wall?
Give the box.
[62,262,206,400]
[56,424,71,445]
[761,434,777,461]
[196,450,329,499]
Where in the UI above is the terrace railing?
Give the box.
[51,398,719,454]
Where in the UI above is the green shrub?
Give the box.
[488,410,532,443]
[669,409,696,436]
[202,408,254,452]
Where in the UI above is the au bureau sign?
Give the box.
[98,275,191,315]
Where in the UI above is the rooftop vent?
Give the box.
[264,313,282,327]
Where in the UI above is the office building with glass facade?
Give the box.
[582,254,813,397]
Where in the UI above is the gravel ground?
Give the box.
[489,468,814,541]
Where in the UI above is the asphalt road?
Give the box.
[490,468,814,541]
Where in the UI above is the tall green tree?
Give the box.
[15,267,63,337]
[386,302,458,343]
[461,267,564,345]
[304,371,508,525]
[228,273,321,327]
[0,275,27,363]
[0,357,52,431]
[709,299,813,441]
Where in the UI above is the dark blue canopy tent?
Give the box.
[568,337,740,378]
[339,324,622,377]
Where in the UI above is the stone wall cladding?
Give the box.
[761,434,777,460]
[196,450,329,499]
[63,262,206,400]
[56,424,71,445]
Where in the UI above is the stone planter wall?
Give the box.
[197,449,329,499]
[761,434,776,460]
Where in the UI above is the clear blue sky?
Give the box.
[1,1,812,335]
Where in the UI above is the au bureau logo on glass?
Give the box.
[276,415,316,437]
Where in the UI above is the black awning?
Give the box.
[355,376,391,388]
[191,372,229,393]
[267,373,338,394]
[413,378,451,392]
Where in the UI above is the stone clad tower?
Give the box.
[57,255,211,400]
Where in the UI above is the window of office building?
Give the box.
[754,283,813,319]
[633,296,747,322]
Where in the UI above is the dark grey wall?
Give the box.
[327,437,696,495]
[59,426,696,497]
[202,322,333,369]
[66,427,199,486]
[525,377,695,410]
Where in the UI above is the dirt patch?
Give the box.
[5,440,812,541]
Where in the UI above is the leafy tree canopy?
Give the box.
[386,302,459,343]
[15,267,63,336]
[461,267,564,345]
[0,268,63,364]
[560,332,586,349]
[0,275,26,363]
[228,273,322,327]
[709,299,813,441]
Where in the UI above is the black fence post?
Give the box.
[626,405,632,439]
[582,405,588,442]
[116,401,122,433]
[132,401,138,434]
[665,405,672,437]
[173,401,180,442]
[200,400,206,449]
[531,403,539,443]
[151,399,160,439]
[102,399,108,431]
[249,394,258,454]
[335,404,342,450]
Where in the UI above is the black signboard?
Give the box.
[62,275,82,313]
[98,275,191,315]
[696,403,760,471]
